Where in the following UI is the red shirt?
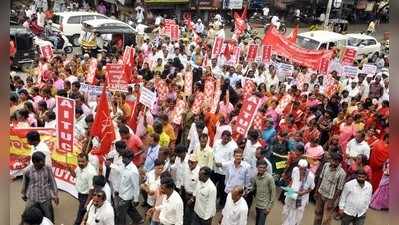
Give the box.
[126,134,144,166]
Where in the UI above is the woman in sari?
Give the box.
[338,115,356,153]
[369,133,389,191]
[370,159,389,210]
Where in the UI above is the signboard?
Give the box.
[164,19,176,34]
[246,44,258,62]
[139,86,156,109]
[342,65,359,77]
[318,57,330,74]
[262,45,272,64]
[170,24,180,41]
[226,0,244,9]
[106,64,129,92]
[212,37,224,58]
[361,64,377,75]
[341,48,357,65]
[56,96,75,153]
[278,63,294,77]
[232,95,262,140]
[40,45,53,60]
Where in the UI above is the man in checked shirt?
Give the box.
[21,151,59,223]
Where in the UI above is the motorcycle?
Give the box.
[34,31,73,54]
[265,21,287,34]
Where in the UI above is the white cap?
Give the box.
[188,154,198,162]
[298,159,308,168]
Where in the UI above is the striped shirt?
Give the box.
[22,165,58,203]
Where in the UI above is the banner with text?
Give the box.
[106,64,129,92]
[56,96,75,153]
[10,128,80,198]
[232,95,262,140]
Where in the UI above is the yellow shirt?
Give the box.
[194,145,214,170]
[163,124,176,141]
[159,132,170,148]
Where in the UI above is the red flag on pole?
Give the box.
[90,86,116,157]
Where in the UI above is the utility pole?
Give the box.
[324,0,333,29]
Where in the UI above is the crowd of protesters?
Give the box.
[12,2,389,225]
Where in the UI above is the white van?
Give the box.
[297,30,348,51]
[51,11,109,46]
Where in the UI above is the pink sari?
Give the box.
[338,123,356,153]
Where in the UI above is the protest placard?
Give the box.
[232,95,262,140]
[341,48,357,65]
[106,64,129,92]
[262,45,272,64]
[56,96,75,153]
[246,44,258,62]
[139,86,156,109]
[361,64,377,75]
[170,24,180,41]
[342,65,359,77]
[278,63,294,77]
[212,37,224,58]
[40,44,53,60]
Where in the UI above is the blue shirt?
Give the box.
[143,144,160,172]
[222,161,251,193]
[262,128,276,144]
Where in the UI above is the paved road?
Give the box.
[10,179,389,225]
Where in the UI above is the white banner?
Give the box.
[139,87,156,109]
[342,65,359,77]
[361,64,377,75]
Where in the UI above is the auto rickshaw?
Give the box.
[80,18,136,57]
[10,26,38,71]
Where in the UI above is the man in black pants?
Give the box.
[68,153,98,225]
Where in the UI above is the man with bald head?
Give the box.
[219,185,248,225]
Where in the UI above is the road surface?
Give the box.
[10,179,389,225]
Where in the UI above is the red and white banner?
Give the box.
[212,37,224,58]
[243,79,256,100]
[171,99,186,125]
[211,79,222,113]
[170,24,180,41]
[246,44,258,62]
[341,48,357,65]
[262,27,333,70]
[324,74,339,97]
[122,46,135,83]
[164,19,176,34]
[232,95,262,140]
[262,45,272,64]
[203,77,215,110]
[40,45,53,60]
[155,78,168,102]
[87,58,97,84]
[56,96,75,153]
[184,71,193,96]
[318,57,330,74]
[106,64,129,92]
[191,92,204,115]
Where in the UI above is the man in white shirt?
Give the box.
[339,169,372,225]
[182,154,200,225]
[189,166,217,225]
[243,129,262,170]
[212,130,237,207]
[26,130,52,167]
[170,144,188,192]
[84,190,115,225]
[112,151,143,225]
[346,132,370,161]
[135,5,145,23]
[68,153,97,225]
[195,19,205,35]
[152,177,184,225]
[271,15,280,30]
[106,141,126,194]
[219,186,248,225]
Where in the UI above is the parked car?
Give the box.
[346,33,381,61]
[297,30,348,51]
[51,11,109,46]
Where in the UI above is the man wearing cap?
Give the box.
[282,159,315,225]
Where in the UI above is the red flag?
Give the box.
[128,90,141,132]
[286,24,299,43]
[241,5,248,20]
[90,86,115,157]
